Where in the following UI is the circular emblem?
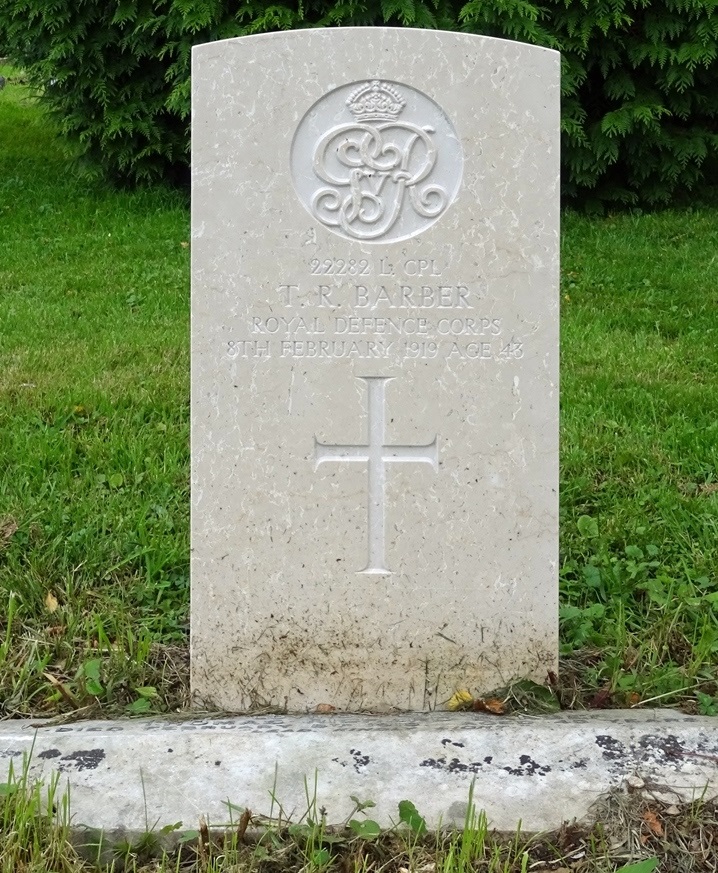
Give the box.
[291,80,463,244]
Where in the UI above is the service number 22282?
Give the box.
[309,258,370,276]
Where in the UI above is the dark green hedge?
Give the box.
[1,0,717,206]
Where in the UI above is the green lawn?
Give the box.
[560,207,718,708]
[0,70,190,716]
[1,69,717,719]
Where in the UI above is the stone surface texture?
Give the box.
[191,28,560,712]
[2,712,717,836]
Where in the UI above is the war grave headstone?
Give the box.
[190,27,560,713]
[6,27,718,842]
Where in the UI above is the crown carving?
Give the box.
[346,80,406,122]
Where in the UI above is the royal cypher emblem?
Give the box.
[291,80,462,243]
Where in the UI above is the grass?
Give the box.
[0,67,717,720]
[559,206,718,710]
[0,67,190,717]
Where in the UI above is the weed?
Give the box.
[0,754,81,872]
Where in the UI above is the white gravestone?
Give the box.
[191,28,560,712]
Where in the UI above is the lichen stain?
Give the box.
[503,754,551,776]
[594,732,714,774]
[332,748,371,772]
[638,733,684,763]
[58,749,106,772]
[595,735,626,761]
[420,756,484,774]
[421,753,551,777]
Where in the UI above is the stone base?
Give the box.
[1,711,717,840]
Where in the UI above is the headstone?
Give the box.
[191,27,560,712]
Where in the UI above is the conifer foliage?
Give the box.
[1,0,716,206]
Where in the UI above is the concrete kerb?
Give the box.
[1,710,717,845]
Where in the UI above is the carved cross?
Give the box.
[314,376,438,573]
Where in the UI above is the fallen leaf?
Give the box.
[642,809,664,837]
[45,591,59,613]
[43,672,80,708]
[446,689,473,711]
[315,703,336,714]
[237,807,252,842]
[628,692,641,706]
[180,241,189,248]
[198,815,209,858]
[472,697,507,715]
[589,688,612,709]
[0,517,18,546]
